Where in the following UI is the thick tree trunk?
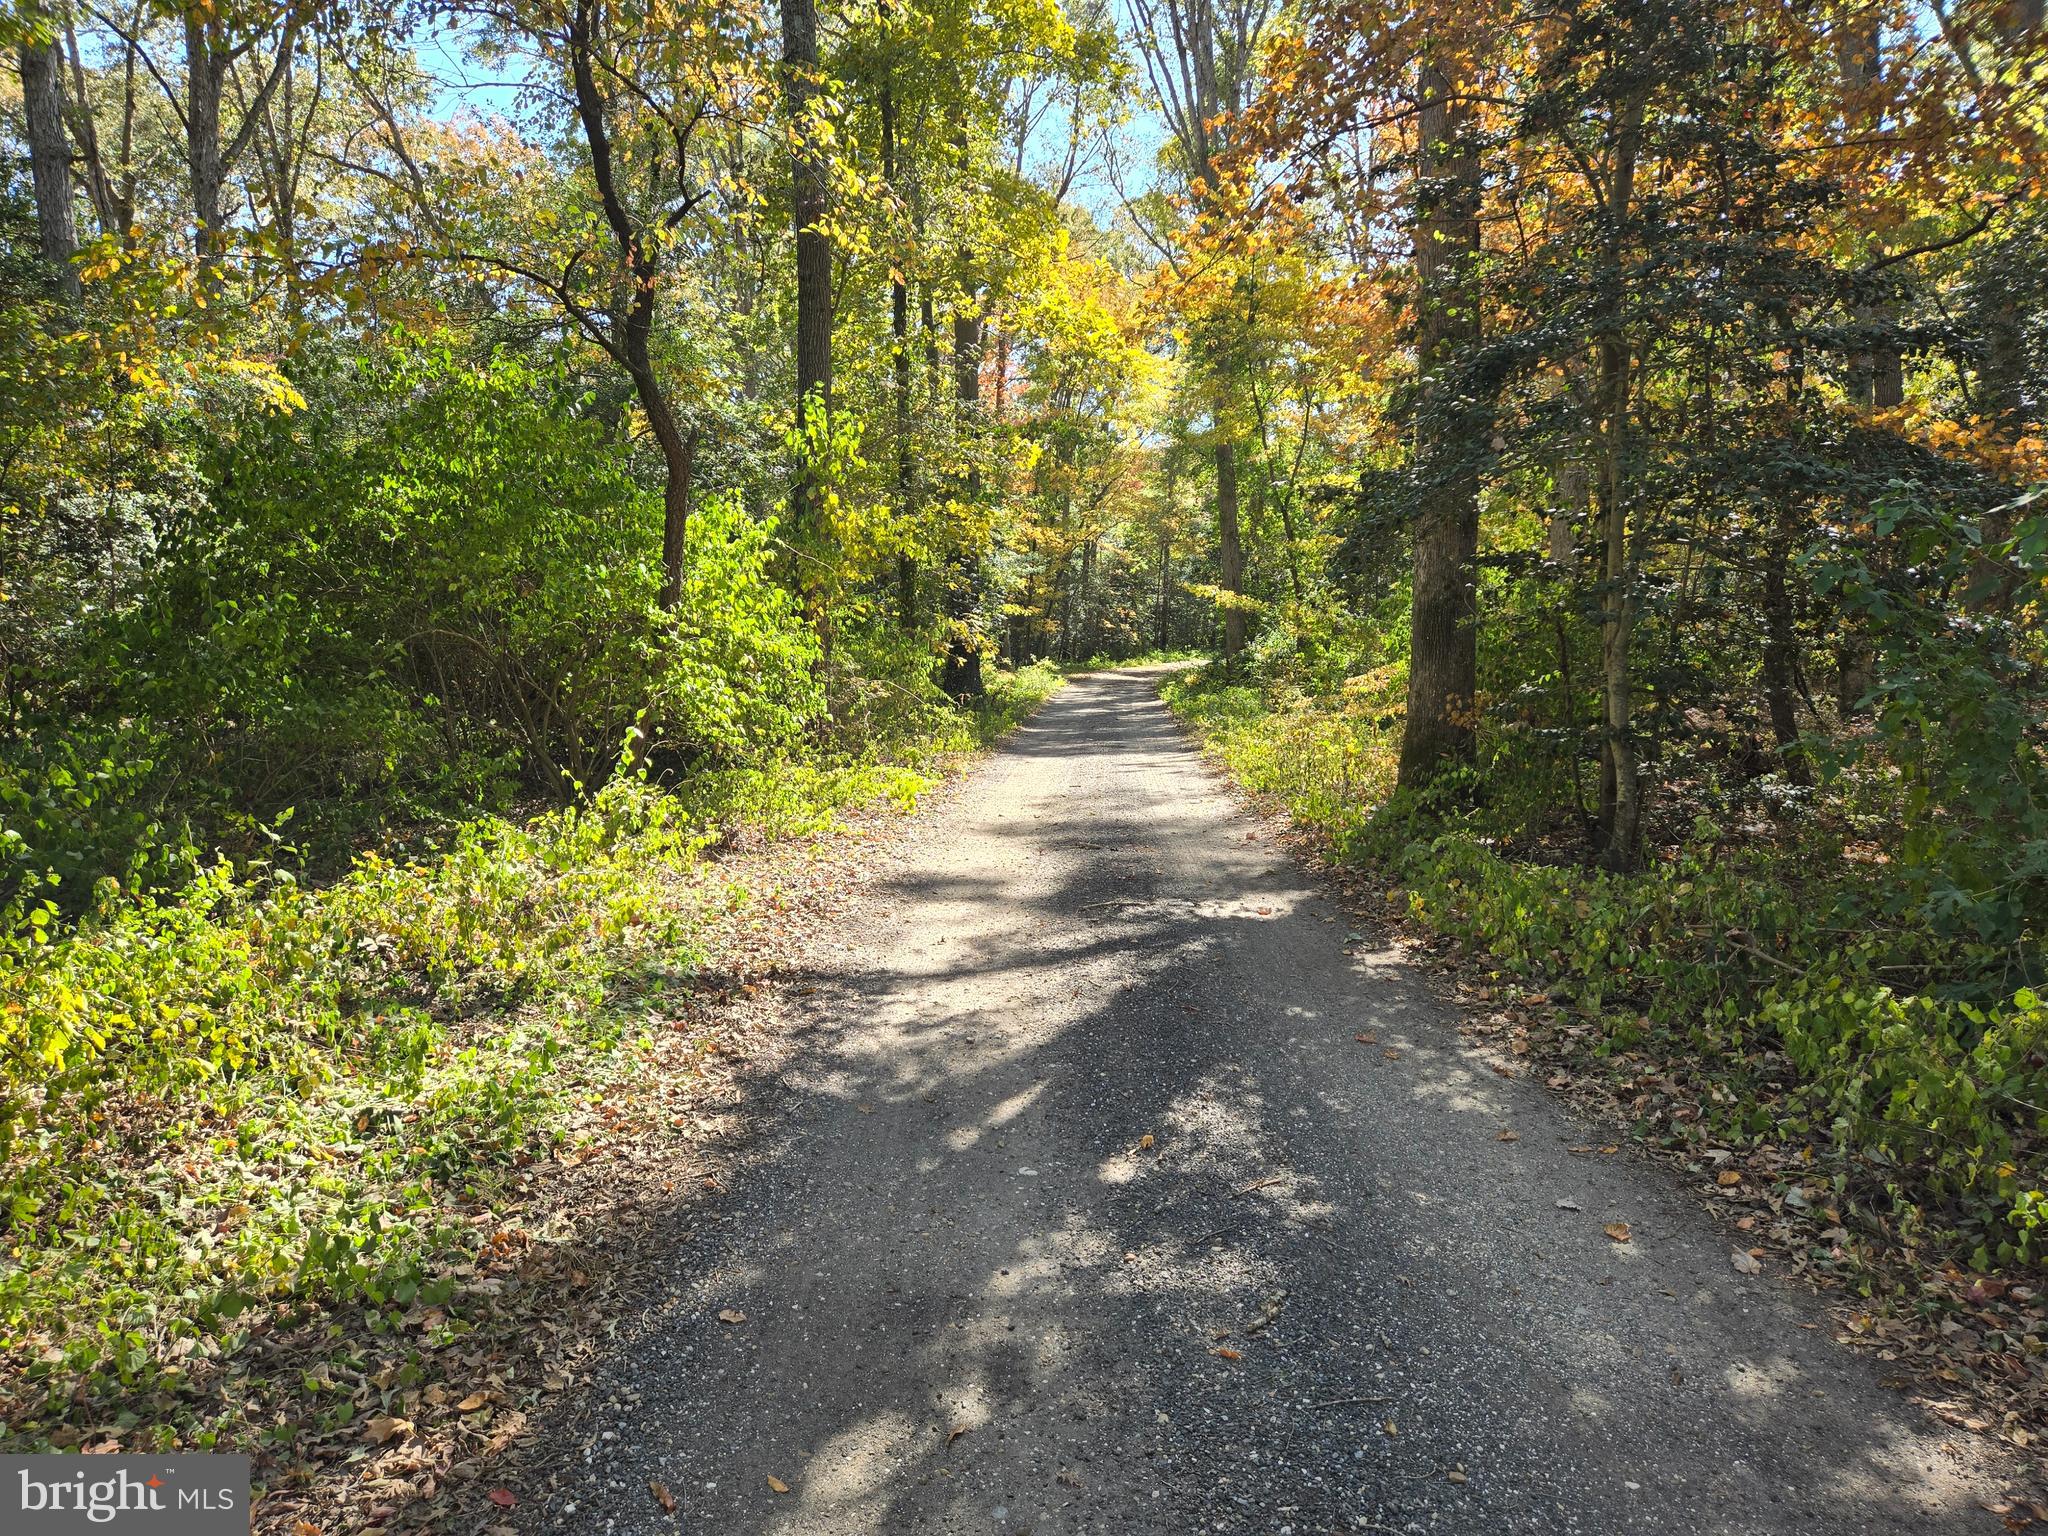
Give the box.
[1396,58,1484,792]
[17,39,80,301]
[1216,439,1245,662]
[183,16,227,280]
[654,419,700,611]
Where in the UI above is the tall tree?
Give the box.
[13,11,80,301]
[1395,41,1484,790]
[564,0,704,610]
[1128,0,1272,666]
[781,0,832,550]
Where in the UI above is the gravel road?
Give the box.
[523,666,2013,1536]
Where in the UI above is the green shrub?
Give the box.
[1164,667,2048,1265]
[5,341,824,894]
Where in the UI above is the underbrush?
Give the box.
[0,662,1059,1454]
[1161,667,2048,1275]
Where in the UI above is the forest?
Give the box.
[2,0,2046,1518]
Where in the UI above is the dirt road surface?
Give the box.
[518,668,2012,1535]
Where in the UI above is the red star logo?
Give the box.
[147,1476,163,1488]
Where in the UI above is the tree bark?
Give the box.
[180,12,299,288]
[17,37,79,302]
[568,0,694,609]
[184,13,227,278]
[782,0,832,544]
[1549,460,1584,566]
[1396,56,1484,792]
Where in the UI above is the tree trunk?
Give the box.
[1595,97,1647,871]
[1396,56,1484,792]
[1216,438,1245,662]
[882,84,917,632]
[782,0,831,543]
[1078,537,1096,658]
[656,422,700,610]
[1549,460,1584,566]
[1158,526,1172,652]
[17,38,80,302]
[1760,518,1812,785]
[942,306,986,699]
[183,15,228,281]
[568,0,693,610]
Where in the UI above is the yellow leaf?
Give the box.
[1604,1222,1632,1243]
[767,1475,790,1494]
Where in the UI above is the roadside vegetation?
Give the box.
[3,0,2045,1500]
[1,664,1058,1465]
[1166,643,2047,1441]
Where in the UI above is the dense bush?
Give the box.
[2,343,823,898]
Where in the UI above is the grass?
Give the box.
[0,662,1062,1464]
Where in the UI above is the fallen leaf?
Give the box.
[1604,1222,1632,1243]
[1716,1170,1742,1187]
[456,1391,490,1413]
[1382,1419,1398,1437]
[650,1479,677,1513]
[364,1415,412,1445]
[946,1425,969,1445]
[1731,1249,1763,1275]
[1354,1032,1377,1044]
[1211,1346,1242,1361]
[1382,1049,1402,1061]
[718,1309,747,1325]
[1495,1130,1518,1142]
[1555,1198,1582,1211]
[766,1475,790,1494]
[1139,1133,1155,1150]
[488,1489,517,1509]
